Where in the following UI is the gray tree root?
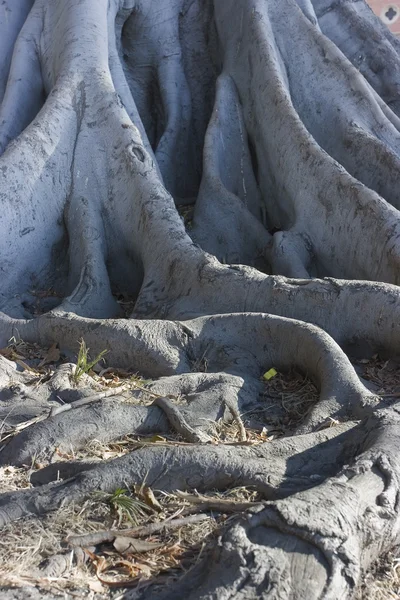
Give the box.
[2,410,400,600]
[0,401,169,467]
[0,0,35,103]
[0,311,376,466]
[312,0,400,116]
[131,410,400,600]
[0,0,400,598]
[191,72,271,266]
[0,420,360,524]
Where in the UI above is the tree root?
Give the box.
[29,460,99,486]
[211,0,400,287]
[0,420,360,526]
[1,410,399,600]
[48,385,128,417]
[278,1,400,212]
[1,0,400,597]
[0,310,377,439]
[268,230,313,277]
[191,72,270,266]
[0,401,170,467]
[0,0,35,103]
[152,397,213,443]
[134,410,400,600]
[0,307,375,466]
[313,0,400,116]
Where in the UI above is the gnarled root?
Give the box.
[0,0,400,597]
[0,309,377,469]
[0,420,359,525]
[1,410,399,600]
[130,410,400,600]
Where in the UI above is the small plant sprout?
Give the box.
[106,487,150,525]
[73,338,108,383]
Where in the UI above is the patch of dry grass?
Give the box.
[0,497,111,594]
[360,550,400,599]
[0,470,257,596]
[264,369,319,427]
[0,465,31,493]
[355,355,400,396]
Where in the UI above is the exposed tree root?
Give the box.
[66,513,213,548]
[0,1,44,155]
[191,72,270,266]
[152,396,213,443]
[0,0,35,103]
[0,420,360,524]
[0,310,377,467]
[0,402,169,467]
[1,0,400,597]
[1,410,400,599]
[313,0,400,116]
[281,1,400,212]
[130,410,400,600]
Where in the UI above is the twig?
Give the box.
[0,414,47,444]
[224,399,247,442]
[66,513,210,548]
[174,492,264,514]
[49,386,127,417]
[153,397,213,443]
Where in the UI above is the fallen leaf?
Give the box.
[113,537,162,554]
[148,435,166,442]
[263,368,277,381]
[95,558,151,587]
[0,348,24,360]
[88,579,105,593]
[139,486,163,512]
[38,343,60,367]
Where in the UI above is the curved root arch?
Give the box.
[0,0,400,598]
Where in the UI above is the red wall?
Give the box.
[367,1,400,34]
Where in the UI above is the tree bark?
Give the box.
[0,0,399,598]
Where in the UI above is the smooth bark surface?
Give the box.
[0,0,400,598]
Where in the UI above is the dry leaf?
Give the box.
[0,348,24,360]
[141,486,163,512]
[88,579,106,593]
[15,359,38,373]
[148,435,166,443]
[113,537,162,554]
[38,343,60,367]
[95,558,151,587]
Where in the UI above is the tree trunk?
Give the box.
[0,0,400,598]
